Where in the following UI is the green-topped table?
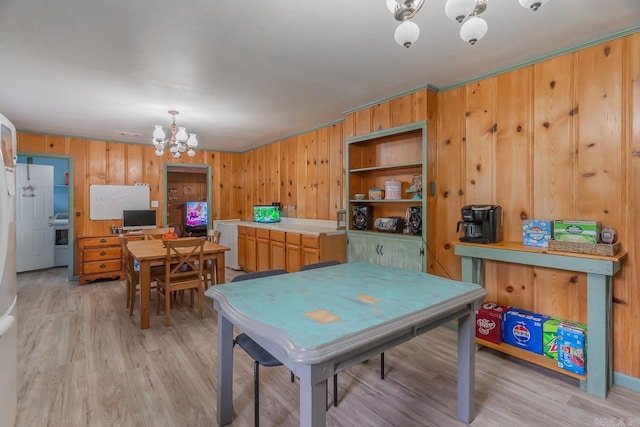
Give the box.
[205,262,487,427]
[455,241,627,398]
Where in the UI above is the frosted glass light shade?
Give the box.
[187,133,198,148]
[394,20,420,48]
[153,125,165,140]
[519,0,549,11]
[386,0,397,13]
[460,16,487,45]
[155,149,164,157]
[445,0,476,23]
[176,126,188,142]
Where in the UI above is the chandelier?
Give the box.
[386,0,550,48]
[152,110,198,158]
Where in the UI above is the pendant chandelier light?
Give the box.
[152,110,198,158]
[386,0,551,48]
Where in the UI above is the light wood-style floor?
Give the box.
[16,267,640,427]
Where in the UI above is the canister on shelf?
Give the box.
[384,179,402,200]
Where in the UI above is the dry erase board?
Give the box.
[90,184,150,220]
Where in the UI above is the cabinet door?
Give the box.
[256,237,270,271]
[377,236,424,272]
[346,233,380,264]
[270,240,286,270]
[245,233,257,272]
[237,226,247,269]
[302,247,321,266]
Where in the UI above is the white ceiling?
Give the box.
[0,1,638,153]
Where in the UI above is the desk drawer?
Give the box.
[83,259,122,275]
[83,247,121,262]
[81,236,121,247]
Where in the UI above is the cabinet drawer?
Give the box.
[270,230,286,243]
[83,247,121,262]
[246,227,256,237]
[256,228,270,239]
[81,236,121,247]
[301,235,319,248]
[286,232,301,245]
[238,226,247,236]
[83,259,122,275]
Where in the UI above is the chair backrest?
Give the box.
[231,269,288,282]
[163,237,205,284]
[208,229,221,244]
[119,235,138,283]
[299,260,341,271]
[143,227,175,240]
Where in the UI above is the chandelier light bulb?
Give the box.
[394,20,420,48]
[178,144,186,153]
[151,110,198,158]
[444,0,476,23]
[519,0,549,11]
[155,149,164,157]
[173,152,181,159]
[460,16,487,45]
[187,149,196,158]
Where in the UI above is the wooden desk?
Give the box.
[205,262,487,426]
[127,239,229,330]
[455,241,627,398]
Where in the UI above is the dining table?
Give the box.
[206,262,488,426]
[127,238,230,329]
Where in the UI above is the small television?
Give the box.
[253,205,280,223]
[122,209,157,230]
[185,201,208,227]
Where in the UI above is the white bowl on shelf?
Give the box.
[353,193,365,200]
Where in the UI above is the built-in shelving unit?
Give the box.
[345,122,427,272]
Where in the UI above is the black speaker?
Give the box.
[408,206,422,234]
[352,206,373,230]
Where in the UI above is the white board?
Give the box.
[89,184,150,220]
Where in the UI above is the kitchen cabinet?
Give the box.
[78,235,124,285]
[286,232,302,272]
[345,122,427,271]
[301,235,321,266]
[237,226,247,269]
[245,227,257,273]
[347,232,424,272]
[256,228,271,271]
[270,230,286,270]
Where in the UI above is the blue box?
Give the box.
[503,308,549,354]
[557,322,587,375]
[523,220,553,247]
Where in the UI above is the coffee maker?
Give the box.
[456,205,503,243]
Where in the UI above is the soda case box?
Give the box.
[503,308,550,354]
[557,322,587,375]
[522,220,553,247]
[543,318,587,360]
[475,302,507,344]
[553,220,601,243]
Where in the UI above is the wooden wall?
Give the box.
[16,32,639,380]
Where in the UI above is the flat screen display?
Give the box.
[253,205,280,223]
[185,201,208,227]
[122,209,157,230]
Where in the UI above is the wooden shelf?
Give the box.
[349,161,422,173]
[476,338,586,381]
[349,199,421,204]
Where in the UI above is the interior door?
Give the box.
[16,163,54,272]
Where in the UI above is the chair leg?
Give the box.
[380,352,385,380]
[333,373,338,407]
[254,361,260,427]
[165,289,171,327]
[198,284,203,319]
[129,283,136,316]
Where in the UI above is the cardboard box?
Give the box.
[557,322,587,375]
[553,220,601,243]
[475,302,507,344]
[543,318,587,361]
[503,308,549,354]
[523,220,553,247]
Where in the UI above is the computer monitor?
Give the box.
[122,209,157,230]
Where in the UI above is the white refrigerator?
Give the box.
[0,112,17,427]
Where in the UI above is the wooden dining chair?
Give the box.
[231,269,292,427]
[298,260,382,407]
[119,235,160,315]
[154,237,205,326]
[204,229,222,288]
[143,227,175,240]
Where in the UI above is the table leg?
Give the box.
[585,273,611,398]
[217,253,226,284]
[139,260,151,330]
[461,255,483,286]
[298,364,327,427]
[217,313,234,426]
[457,310,476,424]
